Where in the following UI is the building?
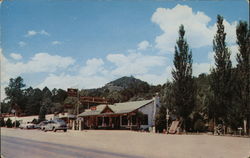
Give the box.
[3,113,76,127]
[77,96,160,131]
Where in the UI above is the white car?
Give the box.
[43,119,67,132]
[19,122,35,129]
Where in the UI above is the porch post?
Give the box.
[109,117,112,127]
[96,117,98,128]
[72,120,75,130]
[83,117,85,129]
[102,116,104,127]
[79,119,82,131]
[120,115,122,127]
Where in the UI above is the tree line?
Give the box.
[156,15,249,135]
[1,77,67,122]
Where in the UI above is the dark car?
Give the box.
[43,119,67,132]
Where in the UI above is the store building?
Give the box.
[77,96,160,130]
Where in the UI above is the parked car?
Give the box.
[35,121,48,129]
[43,119,67,132]
[19,122,35,129]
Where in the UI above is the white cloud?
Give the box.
[80,58,107,76]
[1,84,7,101]
[107,52,167,76]
[36,73,110,90]
[25,30,50,37]
[208,44,239,67]
[135,66,173,85]
[151,4,237,53]
[137,40,151,50]
[10,53,22,60]
[229,45,239,67]
[193,63,212,76]
[26,30,37,36]
[51,41,62,45]
[36,51,169,91]
[40,30,50,36]
[1,52,75,84]
[18,41,27,47]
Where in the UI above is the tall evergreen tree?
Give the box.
[172,25,195,131]
[5,76,26,113]
[236,21,250,134]
[210,15,232,126]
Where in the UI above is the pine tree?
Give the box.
[172,25,195,131]
[236,21,250,134]
[210,15,232,126]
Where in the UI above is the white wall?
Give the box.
[4,115,38,123]
[4,114,56,123]
[138,96,161,129]
[138,102,154,129]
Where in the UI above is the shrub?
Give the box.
[6,118,13,128]
[0,118,5,127]
[194,119,205,132]
[12,120,20,127]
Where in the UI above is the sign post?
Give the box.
[166,108,169,134]
[11,109,16,128]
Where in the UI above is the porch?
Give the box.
[79,112,148,130]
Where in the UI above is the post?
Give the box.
[120,115,122,127]
[11,109,16,128]
[166,108,169,134]
[14,111,17,128]
[77,90,80,116]
[243,119,247,135]
[102,116,104,127]
[79,119,82,131]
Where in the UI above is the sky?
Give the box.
[0,0,249,101]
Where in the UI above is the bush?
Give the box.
[194,119,205,132]
[0,118,5,127]
[12,120,20,127]
[6,118,13,128]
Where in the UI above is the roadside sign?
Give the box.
[67,88,78,97]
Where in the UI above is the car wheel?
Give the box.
[53,128,57,132]
[64,129,67,132]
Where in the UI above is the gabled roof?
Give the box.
[110,99,153,114]
[78,99,153,117]
[78,104,106,117]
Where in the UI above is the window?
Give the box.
[97,117,102,126]
[142,114,148,125]
[132,115,137,125]
[122,116,128,125]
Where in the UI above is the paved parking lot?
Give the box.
[1,128,250,158]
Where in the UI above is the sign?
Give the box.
[67,88,78,97]
[64,104,73,108]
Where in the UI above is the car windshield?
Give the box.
[55,119,64,122]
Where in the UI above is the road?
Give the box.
[1,128,250,158]
[1,135,141,158]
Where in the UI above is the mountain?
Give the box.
[105,76,149,89]
[79,76,162,103]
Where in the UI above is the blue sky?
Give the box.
[0,0,249,100]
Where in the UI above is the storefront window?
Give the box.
[142,114,148,125]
